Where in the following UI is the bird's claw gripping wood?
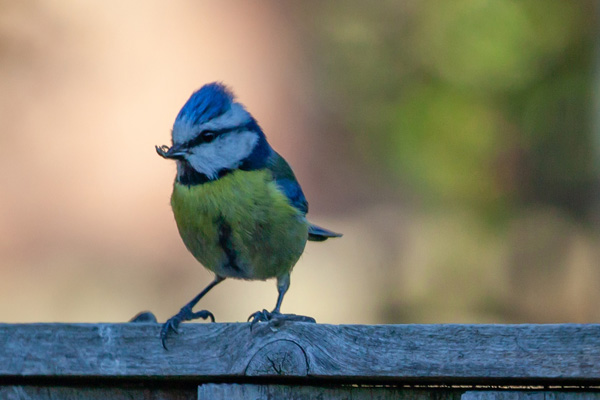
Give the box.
[248,310,316,331]
[161,307,215,350]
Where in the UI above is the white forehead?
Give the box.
[172,103,252,145]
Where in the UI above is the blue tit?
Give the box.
[156,82,341,349]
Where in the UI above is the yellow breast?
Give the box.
[170,169,309,280]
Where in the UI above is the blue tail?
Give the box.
[308,224,343,242]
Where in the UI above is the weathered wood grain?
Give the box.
[1,323,600,384]
[461,392,600,399]
[0,385,195,400]
[198,383,462,399]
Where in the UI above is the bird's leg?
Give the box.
[161,275,225,349]
[272,274,288,314]
[248,273,316,327]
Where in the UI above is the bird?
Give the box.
[156,82,341,349]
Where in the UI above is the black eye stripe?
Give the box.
[185,130,216,148]
[202,131,216,140]
[181,122,254,149]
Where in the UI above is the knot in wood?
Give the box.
[245,339,308,377]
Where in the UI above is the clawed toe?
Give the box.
[160,317,181,350]
[248,309,270,322]
[190,309,215,322]
[160,308,215,350]
[247,310,316,330]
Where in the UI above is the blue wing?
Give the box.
[267,151,309,215]
[267,151,342,241]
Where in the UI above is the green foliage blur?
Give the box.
[283,1,600,324]
[303,0,599,222]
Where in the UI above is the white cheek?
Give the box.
[186,131,258,179]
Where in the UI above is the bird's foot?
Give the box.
[247,310,316,330]
[160,306,215,350]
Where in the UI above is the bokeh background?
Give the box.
[1,0,600,325]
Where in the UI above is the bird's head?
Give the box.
[156,82,269,183]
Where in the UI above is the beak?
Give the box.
[155,144,187,160]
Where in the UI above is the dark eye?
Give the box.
[185,130,218,148]
[201,131,216,143]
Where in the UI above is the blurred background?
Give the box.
[1,0,599,325]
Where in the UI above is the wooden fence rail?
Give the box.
[1,323,599,399]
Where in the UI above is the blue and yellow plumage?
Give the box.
[156,82,341,349]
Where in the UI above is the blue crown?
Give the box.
[175,82,234,125]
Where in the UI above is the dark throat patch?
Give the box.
[178,162,231,186]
